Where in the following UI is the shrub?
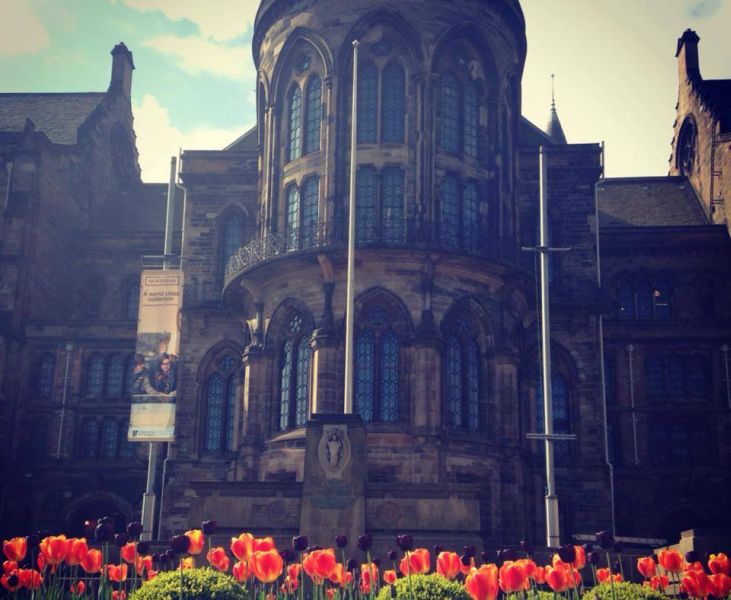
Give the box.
[581,582,667,600]
[375,573,471,600]
[129,567,247,600]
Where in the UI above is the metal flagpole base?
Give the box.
[545,494,560,548]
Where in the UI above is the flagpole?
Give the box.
[343,40,359,415]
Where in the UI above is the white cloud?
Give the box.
[0,0,49,56]
[133,94,252,182]
[121,0,257,41]
[144,34,253,80]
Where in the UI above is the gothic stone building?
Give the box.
[1,2,729,548]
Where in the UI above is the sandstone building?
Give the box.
[1,2,729,548]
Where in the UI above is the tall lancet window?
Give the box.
[279,313,311,431]
[444,319,481,432]
[288,85,302,161]
[304,76,322,154]
[381,62,405,143]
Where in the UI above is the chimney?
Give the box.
[676,29,700,82]
[110,42,135,99]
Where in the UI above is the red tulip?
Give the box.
[231,533,255,561]
[81,549,102,574]
[709,573,731,598]
[112,591,127,600]
[465,564,499,600]
[437,551,461,580]
[645,574,668,592]
[597,568,623,584]
[709,554,730,576]
[399,548,430,576]
[18,569,43,589]
[207,547,230,572]
[65,538,89,566]
[1,574,20,592]
[120,542,137,564]
[251,549,283,583]
[658,550,684,574]
[518,559,537,581]
[360,562,378,594]
[3,560,17,576]
[40,535,68,566]
[304,549,337,582]
[185,530,205,555]
[682,570,712,599]
[107,563,128,582]
[71,581,86,595]
[233,560,251,582]
[288,563,302,582]
[3,538,27,562]
[325,589,335,600]
[329,563,346,586]
[637,556,657,579]
[499,561,528,593]
[384,569,397,585]
[147,570,158,581]
[546,566,570,592]
[533,566,546,585]
[135,554,153,576]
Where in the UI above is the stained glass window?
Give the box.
[295,337,311,427]
[441,73,460,153]
[535,373,570,457]
[119,419,134,458]
[466,340,480,431]
[226,377,239,451]
[288,85,302,161]
[356,168,377,243]
[464,81,478,158]
[221,213,244,273]
[446,336,463,428]
[80,418,99,458]
[617,281,634,319]
[355,331,375,423]
[357,62,378,144]
[653,279,672,319]
[645,355,665,398]
[604,354,616,404]
[100,418,119,458]
[302,177,319,247]
[86,354,105,398]
[125,354,136,395]
[380,331,399,423]
[106,354,125,397]
[463,182,479,252]
[382,168,404,244]
[304,76,322,154]
[440,175,459,248]
[286,185,300,250]
[126,283,140,321]
[36,353,55,397]
[382,62,405,143]
[205,373,224,452]
[279,340,293,431]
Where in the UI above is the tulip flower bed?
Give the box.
[2,522,731,600]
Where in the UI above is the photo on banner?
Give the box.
[128,270,184,442]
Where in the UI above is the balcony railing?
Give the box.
[224,218,517,288]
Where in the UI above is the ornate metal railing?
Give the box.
[224,218,518,288]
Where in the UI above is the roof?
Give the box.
[546,107,567,144]
[519,115,555,147]
[597,176,709,228]
[94,183,183,233]
[0,93,105,144]
[223,126,258,151]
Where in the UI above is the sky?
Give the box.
[0,0,729,183]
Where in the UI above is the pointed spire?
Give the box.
[546,74,567,144]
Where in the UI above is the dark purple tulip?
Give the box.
[157,552,169,565]
[335,535,348,549]
[26,534,40,549]
[396,534,413,552]
[612,542,624,553]
[372,558,381,567]
[306,546,322,553]
[685,551,698,564]
[614,559,622,572]
[520,540,533,554]
[388,550,398,561]
[170,534,190,554]
[498,548,518,562]
[433,545,444,556]
[114,533,128,547]
[358,534,373,551]
[126,522,143,539]
[136,541,150,555]
[588,551,600,565]
[95,524,113,542]
[152,553,161,563]
[292,536,308,552]
[201,520,217,535]
[347,558,358,571]
[558,544,576,564]
[595,531,614,550]
[481,551,491,563]
[460,554,471,566]
[582,543,593,553]
[7,574,19,587]
[464,545,476,558]
[280,549,295,563]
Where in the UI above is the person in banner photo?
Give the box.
[131,353,174,402]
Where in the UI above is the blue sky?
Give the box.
[1,0,729,182]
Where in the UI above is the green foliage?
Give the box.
[375,573,471,600]
[580,582,667,600]
[129,568,247,600]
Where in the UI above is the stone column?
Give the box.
[411,330,442,432]
[311,332,342,416]
[238,345,270,479]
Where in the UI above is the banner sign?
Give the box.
[128,270,183,442]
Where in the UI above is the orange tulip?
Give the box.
[645,575,668,592]
[207,547,230,572]
[499,561,528,593]
[120,542,137,564]
[545,566,570,592]
[3,560,18,575]
[384,569,397,585]
[360,562,378,594]
[596,568,622,584]
[682,570,712,599]
[37,553,47,572]
[637,556,657,579]
[179,557,194,570]
[185,530,205,555]
[329,563,346,586]
[518,559,538,581]
[399,548,430,576]
[231,533,255,561]
[147,570,158,581]
[81,549,102,574]
[18,569,43,590]
[107,563,128,582]
[288,563,302,581]
[65,538,89,566]
[709,554,730,576]
[658,550,684,574]
[71,581,86,595]
[3,538,27,562]
[304,549,337,582]
[465,564,499,600]
[710,573,731,598]
[251,549,283,584]
[282,574,299,594]
[533,566,546,585]
[233,560,251,582]
[135,554,153,576]
[112,591,127,600]
[40,535,68,565]
[437,551,461,580]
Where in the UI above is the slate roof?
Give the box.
[223,126,257,151]
[94,183,183,233]
[546,107,567,144]
[519,115,555,147]
[0,92,105,144]
[597,176,709,228]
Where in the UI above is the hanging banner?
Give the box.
[128,269,183,442]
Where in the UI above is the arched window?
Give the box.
[125,354,136,396]
[86,354,105,398]
[354,305,400,424]
[382,62,405,143]
[440,175,459,248]
[100,418,119,458]
[125,282,140,321]
[463,181,479,252]
[80,418,99,458]
[203,353,242,453]
[444,315,482,432]
[278,314,311,431]
[382,167,404,244]
[440,73,460,153]
[301,176,319,247]
[36,352,56,397]
[536,373,571,457]
[636,282,653,319]
[356,167,377,243]
[446,336,463,428]
[357,61,378,144]
[285,185,300,250]
[221,213,245,275]
[106,354,125,398]
[652,279,672,319]
[287,85,302,161]
[677,118,697,176]
[304,76,322,154]
[617,280,634,319]
[464,81,479,158]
